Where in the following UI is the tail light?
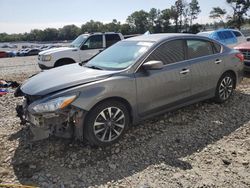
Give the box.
[235,53,244,63]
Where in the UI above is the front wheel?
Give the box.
[214,73,235,103]
[84,100,130,146]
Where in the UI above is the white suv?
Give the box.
[38,32,124,69]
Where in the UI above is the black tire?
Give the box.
[54,59,75,67]
[214,72,235,103]
[84,100,130,146]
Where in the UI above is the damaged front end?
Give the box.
[15,87,86,142]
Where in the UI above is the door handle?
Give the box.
[180,69,190,74]
[215,59,222,64]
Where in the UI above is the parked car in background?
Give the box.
[0,51,8,58]
[0,43,17,48]
[17,48,30,56]
[234,42,250,72]
[6,51,16,57]
[198,29,246,48]
[16,34,244,146]
[40,45,55,51]
[23,48,41,56]
[38,32,124,69]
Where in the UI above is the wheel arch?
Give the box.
[54,58,76,67]
[87,96,134,124]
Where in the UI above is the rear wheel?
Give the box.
[214,73,235,103]
[84,100,130,146]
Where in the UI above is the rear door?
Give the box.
[135,39,192,117]
[79,34,104,62]
[185,39,224,96]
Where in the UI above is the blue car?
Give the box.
[198,29,246,48]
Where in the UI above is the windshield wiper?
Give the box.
[84,65,103,70]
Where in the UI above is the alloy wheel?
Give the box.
[219,76,233,101]
[93,107,125,142]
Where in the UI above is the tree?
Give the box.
[209,7,227,27]
[42,28,59,41]
[182,3,190,32]
[226,0,250,29]
[161,9,171,32]
[127,10,150,33]
[189,0,201,26]
[58,25,80,40]
[169,6,179,32]
[104,19,121,32]
[120,23,132,35]
[81,20,104,33]
[148,8,162,33]
[175,0,185,31]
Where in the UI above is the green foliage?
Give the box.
[127,10,150,33]
[209,7,227,27]
[0,0,205,42]
[189,0,201,26]
[226,0,250,29]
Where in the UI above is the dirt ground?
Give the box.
[0,56,249,188]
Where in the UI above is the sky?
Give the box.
[0,0,233,34]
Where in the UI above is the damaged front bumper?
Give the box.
[15,95,86,142]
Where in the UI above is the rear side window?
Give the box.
[106,34,121,47]
[187,40,214,59]
[146,40,185,65]
[213,43,222,53]
[233,31,242,37]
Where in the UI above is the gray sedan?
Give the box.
[15,34,244,146]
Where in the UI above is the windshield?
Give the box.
[71,35,88,48]
[85,41,153,70]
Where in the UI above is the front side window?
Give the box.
[85,41,153,70]
[71,35,88,48]
[106,34,121,47]
[83,35,103,49]
[187,40,214,59]
[145,40,185,65]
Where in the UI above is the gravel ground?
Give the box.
[0,56,40,81]
[0,56,249,188]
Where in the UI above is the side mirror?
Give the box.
[142,61,164,70]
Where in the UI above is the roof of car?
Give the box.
[125,33,195,42]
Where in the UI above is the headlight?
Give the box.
[32,95,77,113]
[41,55,51,61]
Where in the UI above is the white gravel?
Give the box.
[0,56,249,188]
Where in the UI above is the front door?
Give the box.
[79,34,104,62]
[135,39,191,117]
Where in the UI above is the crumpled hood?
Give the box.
[39,47,77,55]
[21,64,116,96]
